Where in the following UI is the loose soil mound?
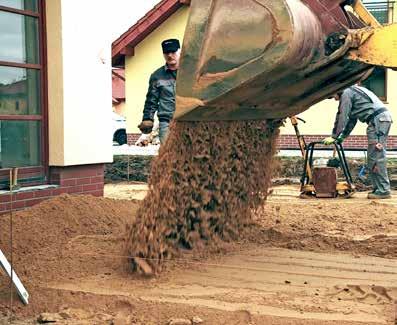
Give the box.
[126,121,279,274]
[0,194,139,316]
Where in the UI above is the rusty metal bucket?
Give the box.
[175,0,373,121]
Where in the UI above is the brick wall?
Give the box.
[127,133,141,145]
[129,132,397,150]
[279,135,397,150]
[0,164,104,214]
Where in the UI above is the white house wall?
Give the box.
[46,0,113,166]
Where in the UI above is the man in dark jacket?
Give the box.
[323,85,393,199]
[138,39,180,144]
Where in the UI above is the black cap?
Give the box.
[161,39,180,53]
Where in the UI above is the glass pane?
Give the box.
[0,120,41,168]
[0,11,39,64]
[0,66,40,115]
[361,67,386,100]
[364,2,390,24]
[369,9,389,24]
[0,0,38,12]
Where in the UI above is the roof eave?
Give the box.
[112,0,189,66]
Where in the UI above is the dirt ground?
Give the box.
[0,183,395,324]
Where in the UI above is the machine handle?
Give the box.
[301,142,353,187]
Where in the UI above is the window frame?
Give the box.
[0,4,39,18]
[0,0,48,188]
[362,1,395,24]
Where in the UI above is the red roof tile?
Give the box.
[112,0,189,66]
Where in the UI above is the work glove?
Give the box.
[322,136,336,145]
[138,120,154,134]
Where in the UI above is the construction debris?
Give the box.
[125,121,278,274]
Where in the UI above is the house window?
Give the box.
[0,0,38,11]
[0,0,46,188]
[361,1,394,100]
[361,67,387,100]
[363,1,394,24]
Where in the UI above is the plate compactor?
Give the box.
[290,117,355,199]
[300,142,355,198]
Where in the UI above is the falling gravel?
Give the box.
[125,120,279,274]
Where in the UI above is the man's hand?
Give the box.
[138,120,154,134]
[322,137,336,145]
[375,143,384,151]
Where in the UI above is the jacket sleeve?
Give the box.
[331,105,344,138]
[142,74,160,121]
[336,90,356,138]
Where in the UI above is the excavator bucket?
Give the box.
[175,0,395,121]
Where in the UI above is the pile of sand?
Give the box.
[0,195,138,286]
[126,121,279,274]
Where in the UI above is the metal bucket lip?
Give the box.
[175,0,326,120]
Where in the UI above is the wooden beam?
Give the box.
[120,45,135,57]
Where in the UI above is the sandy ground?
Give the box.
[106,183,396,324]
[105,182,397,206]
[0,183,395,324]
[104,182,149,201]
[49,247,396,324]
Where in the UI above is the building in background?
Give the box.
[112,0,397,150]
[112,0,189,144]
[112,69,126,117]
[0,0,113,212]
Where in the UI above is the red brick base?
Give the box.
[278,135,397,150]
[0,164,104,213]
[127,133,141,145]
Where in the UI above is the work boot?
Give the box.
[367,191,391,199]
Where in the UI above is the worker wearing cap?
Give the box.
[138,39,181,144]
[323,85,393,199]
